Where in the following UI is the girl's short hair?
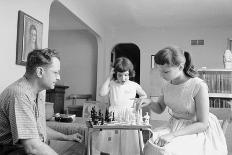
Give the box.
[154,46,197,78]
[113,57,135,80]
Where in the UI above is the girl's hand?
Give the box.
[132,98,143,112]
[109,68,115,79]
[154,133,175,147]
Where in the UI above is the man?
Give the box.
[0,49,83,155]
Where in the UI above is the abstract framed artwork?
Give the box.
[16,10,43,66]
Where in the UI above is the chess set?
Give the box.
[86,106,151,128]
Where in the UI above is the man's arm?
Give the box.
[47,126,83,143]
[21,138,58,155]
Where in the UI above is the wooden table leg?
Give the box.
[138,130,144,155]
[87,129,91,155]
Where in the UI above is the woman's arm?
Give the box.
[150,96,166,114]
[135,95,166,114]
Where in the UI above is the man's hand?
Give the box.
[66,132,83,143]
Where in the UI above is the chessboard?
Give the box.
[86,106,152,129]
[88,122,152,130]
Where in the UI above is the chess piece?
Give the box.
[135,110,143,125]
[112,112,115,121]
[101,114,104,125]
[105,108,110,122]
[143,112,150,125]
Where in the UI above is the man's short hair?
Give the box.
[26,48,60,75]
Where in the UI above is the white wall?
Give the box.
[0,0,53,92]
[102,26,232,97]
[48,30,98,105]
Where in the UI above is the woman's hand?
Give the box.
[66,132,83,143]
[154,133,175,147]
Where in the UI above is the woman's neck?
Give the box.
[171,74,189,85]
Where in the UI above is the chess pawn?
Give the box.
[143,112,150,125]
[135,110,143,125]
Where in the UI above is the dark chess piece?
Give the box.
[98,109,102,121]
[91,106,98,125]
[105,108,110,122]
[101,114,104,125]
[112,112,115,121]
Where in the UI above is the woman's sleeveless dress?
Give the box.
[143,77,227,155]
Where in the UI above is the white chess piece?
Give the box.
[143,112,150,125]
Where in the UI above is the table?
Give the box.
[86,123,152,155]
[47,118,165,155]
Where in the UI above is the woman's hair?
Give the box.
[154,46,197,77]
[113,57,135,80]
[26,48,60,75]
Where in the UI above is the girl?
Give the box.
[142,46,227,155]
[97,57,147,155]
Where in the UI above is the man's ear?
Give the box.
[36,67,44,78]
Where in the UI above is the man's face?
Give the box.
[41,57,61,89]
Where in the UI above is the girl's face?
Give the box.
[157,64,182,81]
[116,71,129,84]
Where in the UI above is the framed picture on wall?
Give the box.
[16,10,43,66]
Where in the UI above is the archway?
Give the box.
[111,43,140,84]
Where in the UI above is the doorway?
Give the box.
[111,43,140,84]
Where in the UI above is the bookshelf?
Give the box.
[198,69,232,108]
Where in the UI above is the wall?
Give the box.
[48,30,98,106]
[0,0,53,92]
[102,26,232,97]
[0,0,104,94]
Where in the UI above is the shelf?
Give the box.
[209,93,232,98]
[198,69,232,72]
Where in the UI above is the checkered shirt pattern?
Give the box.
[0,76,46,145]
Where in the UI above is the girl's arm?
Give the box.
[99,68,114,96]
[136,86,147,99]
[99,76,111,96]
